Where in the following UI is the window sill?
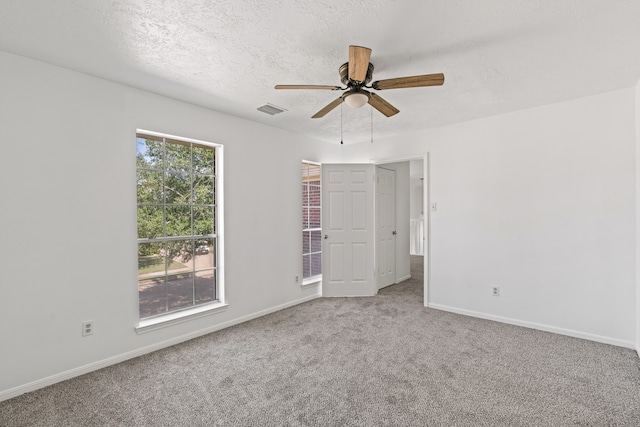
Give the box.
[135,302,229,334]
[302,276,322,288]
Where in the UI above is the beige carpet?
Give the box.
[2,256,640,426]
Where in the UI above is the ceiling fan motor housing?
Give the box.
[340,62,374,87]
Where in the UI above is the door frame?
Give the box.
[371,153,430,307]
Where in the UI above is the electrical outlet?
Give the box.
[492,287,500,297]
[82,321,94,337]
[295,275,300,283]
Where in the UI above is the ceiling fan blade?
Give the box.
[372,73,445,90]
[348,45,372,82]
[368,93,399,117]
[275,85,342,90]
[312,97,344,118]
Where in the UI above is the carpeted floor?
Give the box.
[2,256,640,426]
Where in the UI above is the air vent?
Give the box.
[257,103,287,115]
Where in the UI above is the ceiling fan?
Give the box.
[275,45,444,118]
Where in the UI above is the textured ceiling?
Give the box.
[2,0,640,144]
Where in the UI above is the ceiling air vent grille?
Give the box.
[257,104,287,115]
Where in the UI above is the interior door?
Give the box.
[376,167,396,289]
[322,164,376,297]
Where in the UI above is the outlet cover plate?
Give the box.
[82,321,94,336]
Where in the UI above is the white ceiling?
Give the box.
[2,0,640,144]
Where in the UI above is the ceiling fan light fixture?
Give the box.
[344,91,370,109]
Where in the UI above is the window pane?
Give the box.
[302,162,321,280]
[303,254,311,279]
[136,137,163,169]
[308,185,320,207]
[137,206,164,239]
[302,182,309,205]
[166,206,191,237]
[193,145,215,175]
[137,169,163,205]
[311,252,322,277]
[308,207,321,229]
[166,239,195,272]
[138,277,166,318]
[167,273,194,310]
[302,207,309,229]
[303,231,310,254]
[193,206,215,235]
[195,238,215,269]
[308,164,320,185]
[193,175,214,205]
[310,230,322,253]
[165,140,191,172]
[165,171,191,205]
[138,242,166,278]
[195,269,216,304]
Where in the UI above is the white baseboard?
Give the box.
[0,293,322,402]
[429,303,637,350]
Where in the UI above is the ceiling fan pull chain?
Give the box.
[340,103,344,145]
[370,105,373,144]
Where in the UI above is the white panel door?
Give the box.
[322,164,376,297]
[376,167,396,289]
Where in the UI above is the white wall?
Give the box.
[409,177,423,220]
[409,160,425,256]
[409,177,424,256]
[342,89,637,347]
[0,51,344,398]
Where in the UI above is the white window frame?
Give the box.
[302,160,322,286]
[135,129,226,333]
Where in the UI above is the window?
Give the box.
[136,131,221,320]
[302,161,321,281]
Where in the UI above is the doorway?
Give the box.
[321,155,429,306]
[373,155,429,307]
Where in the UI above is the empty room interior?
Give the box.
[1,1,640,425]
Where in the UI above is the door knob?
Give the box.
[324,234,328,239]
[392,230,397,235]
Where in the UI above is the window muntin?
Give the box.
[302,162,321,280]
[136,132,219,319]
